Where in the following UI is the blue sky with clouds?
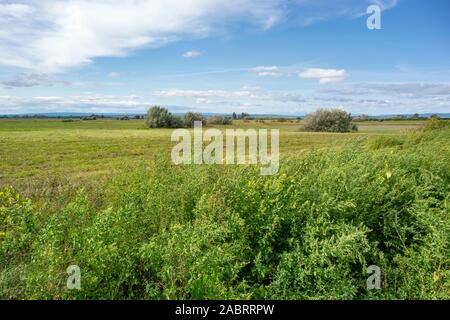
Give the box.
[0,0,449,115]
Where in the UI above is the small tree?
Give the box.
[183,112,205,128]
[303,108,357,132]
[145,106,181,128]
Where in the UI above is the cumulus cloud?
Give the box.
[0,1,401,74]
[299,68,347,84]
[0,0,283,73]
[182,50,203,58]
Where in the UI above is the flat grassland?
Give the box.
[1,117,449,300]
[0,118,424,190]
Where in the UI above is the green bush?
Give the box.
[145,106,182,128]
[0,188,36,261]
[0,188,36,299]
[183,112,205,128]
[423,118,449,131]
[304,108,357,132]
[367,136,405,150]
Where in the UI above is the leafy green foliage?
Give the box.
[304,108,357,132]
[183,112,205,128]
[0,188,36,298]
[0,188,36,255]
[1,125,449,299]
[145,106,182,128]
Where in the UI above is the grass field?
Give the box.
[0,118,424,191]
[1,118,448,300]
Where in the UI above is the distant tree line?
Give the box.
[1,109,446,124]
[232,112,250,120]
[353,113,443,122]
[145,106,233,128]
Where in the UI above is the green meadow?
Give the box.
[0,118,424,189]
[1,118,449,299]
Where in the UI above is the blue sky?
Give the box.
[0,0,449,115]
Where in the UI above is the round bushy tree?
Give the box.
[183,112,205,128]
[145,106,181,128]
[303,108,357,132]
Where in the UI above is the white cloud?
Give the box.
[1,72,123,88]
[0,0,283,73]
[290,0,399,25]
[152,88,306,106]
[299,68,347,84]
[0,1,401,74]
[195,98,215,104]
[2,80,448,115]
[367,83,450,97]
[0,3,35,20]
[2,73,72,88]
[251,66,282,77]
[241,85,261,90]
[0,93,158,114]
[33,96,62,101]
[182,50,202,58]
[322,82,450,98]
[153,88,270,100]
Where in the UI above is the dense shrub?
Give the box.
[0,188,36,260]
[304,108,357,132]
[183,112,205,128]
[424,118,449,131]
[145,106,182,128]
[367,136,405,150]
[1,126,449,299]
[0,188,36,299]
